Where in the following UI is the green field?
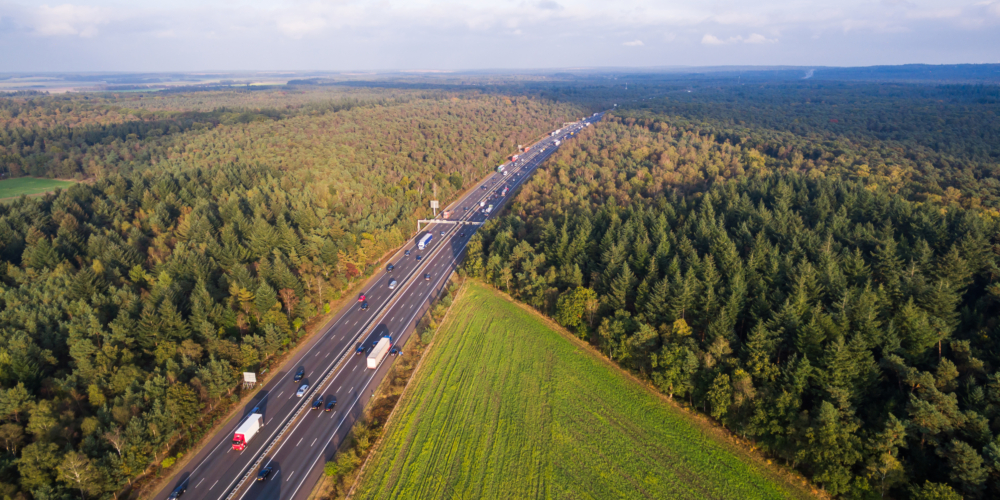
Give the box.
[354,281,812,500]
[0,177,76,199]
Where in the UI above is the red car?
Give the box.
[358,293,366,302]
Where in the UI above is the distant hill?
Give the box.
[813,63,1000,83]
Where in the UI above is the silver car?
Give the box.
[296,384,309,397]
[388,279,398,290]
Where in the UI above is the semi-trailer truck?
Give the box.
[367,336,392,369]
[418,233,433,250]
[232,414,263,450]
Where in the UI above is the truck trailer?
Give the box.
[417,233,433,250]
[232,414,263,451]
[367,336,392,369]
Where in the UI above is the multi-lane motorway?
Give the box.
[155,112,604,500]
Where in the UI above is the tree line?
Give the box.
[466,115,1000,498]
[0,88,583,499]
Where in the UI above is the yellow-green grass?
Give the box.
[0,177,76,199]
[354,281,812,500]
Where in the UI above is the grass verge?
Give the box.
[352,280,818,500]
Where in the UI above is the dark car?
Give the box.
[440,231,445,237]
[415,254,422,261]
[167,486,186,499]
[424,273,431,281]
[355,343,365,355]
[361,301,369,311]
[358,293,365,302]
[463,207,469,211]
[459,232,465,237]
[390,347,400,356]
[293,368,304,382]
[325,398,337,411]
[311,396,324,410]
[387,263,394,273]
[257,466,272,481]
[405,249,410,256]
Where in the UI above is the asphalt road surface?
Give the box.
[155,113,604,500]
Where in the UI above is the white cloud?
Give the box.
[276,16,328,38]
[701,33,725,45]
[703,32,777,45]
[623,39,644,46]
[743,33,776,43]
[34,4,111,37]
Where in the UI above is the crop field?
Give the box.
[354,281,812,500]
[0,177,76,200]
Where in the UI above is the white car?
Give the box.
[388,279,398,290]
[296,384,309,397]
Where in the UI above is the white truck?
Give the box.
[554,140,560,146]
[418,233,433,250]
[367,336,392,369]
[485,204,494,214]
[497,165,505,173]
[480,200,486,207]
[232,413,263,451]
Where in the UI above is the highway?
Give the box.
[155,112,604,500]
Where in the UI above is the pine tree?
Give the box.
[607,262,635,312]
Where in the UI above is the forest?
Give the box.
[619,82,1000,209]
[2,76,1000,499]
[0,87,583,499]
[466,97,1000,498]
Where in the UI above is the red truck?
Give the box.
[233,414,263,451]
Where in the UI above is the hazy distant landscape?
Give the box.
[4,63,1000,94]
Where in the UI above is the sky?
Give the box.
[1,0,999,72]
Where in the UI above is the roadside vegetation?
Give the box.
[353,280,812,500]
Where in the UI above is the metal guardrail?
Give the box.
[415,219,482,231]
